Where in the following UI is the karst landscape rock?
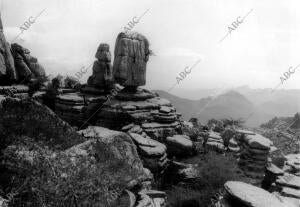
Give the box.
[0,14,299,207]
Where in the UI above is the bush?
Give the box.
[2,140,135,207]
[167,152,243,207]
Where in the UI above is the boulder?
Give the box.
[128,133,168,172]
[166,135,194,156]
[223,181,297,207]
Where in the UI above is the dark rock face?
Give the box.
[0,16,17,84]
[11,43,46,83]
[87,43,113,90]
[113,32,150,88]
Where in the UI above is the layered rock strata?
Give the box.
[238,133,273,179]
[128,133,168,172]
[216,181,298,207]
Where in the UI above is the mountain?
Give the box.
[154,90,210,120]
[155,90,273,127]
[157,86,300,127]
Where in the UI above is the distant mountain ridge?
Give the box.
[155,87,299,127]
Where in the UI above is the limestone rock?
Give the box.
[238,133,272,178]
[285,154,300,175]
[0,23,17,84]
[276,174,300,190]
[224,181,296,207]
[77,126,153,181]
[87,43,113,90]
[166,134,194,156]
[11,43,46,83]
[244,134,273,150]
[113,32,150,87]
[128,133,168,172]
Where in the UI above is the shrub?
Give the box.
[167,152,243,207]
[28,75,49,97]
[64,76,81,90]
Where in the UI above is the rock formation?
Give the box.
[238,133,273,179]
[11,43,46,83]
[0,17,17,85]
[216,181,298,207]
[86,43,113,92]
[113,32,150,90]
[166,134,194,157]
[128,133,168,172]
[206,131,226,152]
[263,154,300,202]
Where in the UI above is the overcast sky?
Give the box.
[1,0,300,91]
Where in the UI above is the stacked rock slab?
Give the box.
[97,94,182,141]
[55,92,107,127]
[91,32,182,142]
[216,181,298,207]
[113,32,150,88]
[263,154,300,202]
[86,43,113,91]
[206,131,225,152]
[238,133,273,179]
[128,133,168,172]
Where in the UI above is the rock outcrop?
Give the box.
[238,133,273,178]
[217,181,298,207]
[86,43,113,91]
[284,154,300,176]
[263,154,300,203]
[206,131,225,152]
[128,133,168,172]
[11,43,46,83]
[0,16,16,85]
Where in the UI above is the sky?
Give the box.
[1,0,300,92]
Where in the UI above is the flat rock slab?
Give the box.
[236,129,256,135]
[244,134,273,150]
[129,133,160,148]
[225,181,296,207]
[276,174,300,189]
[282,187,300,199]
[266,163,284,176]
[57,93,84,103]
[166,135,193,149]
[142,122,180,129]
[159,106,172,114]
[209,131,222,139]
